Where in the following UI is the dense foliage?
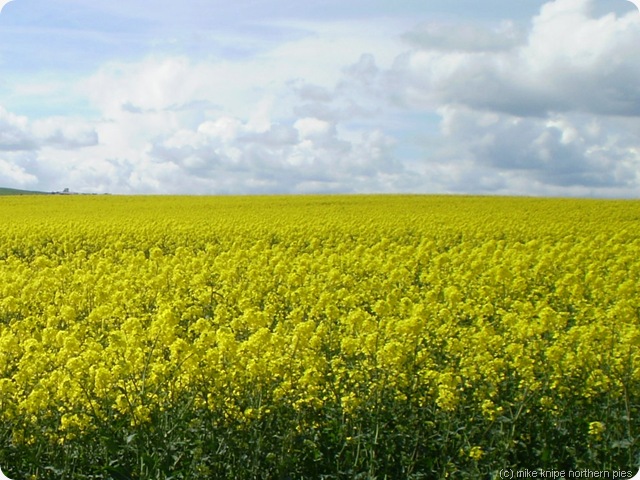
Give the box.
[0,195,638,479]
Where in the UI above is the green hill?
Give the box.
[0,187,49,196]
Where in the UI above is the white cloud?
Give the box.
[198,117,243,143]
[294,117,332,140]
[0,155,38,187]
[0,0,14,14]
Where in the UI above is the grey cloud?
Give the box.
[41,128,99,149]
[122,99,220,114]
[1,107,99,152]
[389,50,557,116]
[402,21,525,52]
[0,129,37,151]
[342,53,379,86]
[0,108,36,151]
[291,54,390,122]
[290,81,333,103]
[121,102,145,114]
[148,142,224,177]
[386,0,640,117]
[240,124,299,147]
[145,115,406,194]
[438,106,640,191]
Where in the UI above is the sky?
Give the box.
[1,0,639,196]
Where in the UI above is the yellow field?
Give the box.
[0,195,638,478]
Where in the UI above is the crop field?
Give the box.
[0,195,638,479]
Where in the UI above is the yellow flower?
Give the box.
[588,421,605,441]
[481,399,503,421]
[469,446,484,461]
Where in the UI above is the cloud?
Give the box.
[0,107,35,151]
[390,0,640,117]
[0,0,13,14]
[436,106,639,192]
[0,107,98,152]
[317,0,640,196]
[0,155,38,188]
[62,24,411,194]
[2,0,640,197]
[289,54,393,125]
[0,104,100,191]
[402,20,525,52]
[144,112,405,194]
[32,118,99,149]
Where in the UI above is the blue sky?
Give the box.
[1,0,639,196]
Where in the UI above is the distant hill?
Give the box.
[0,187,49,196]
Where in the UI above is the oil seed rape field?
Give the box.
[0,195,638,479]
